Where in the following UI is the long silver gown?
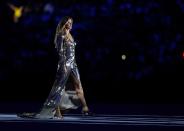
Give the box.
[35,33,82,119]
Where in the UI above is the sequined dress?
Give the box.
[19,33,83,119]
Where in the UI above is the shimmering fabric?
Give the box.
[36,33,82,119]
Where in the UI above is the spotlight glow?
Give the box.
[182,51,184,58]
[121,54,126,60]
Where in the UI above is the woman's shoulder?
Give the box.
[68,40,77,46]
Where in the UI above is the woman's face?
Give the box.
[65,19,73,30]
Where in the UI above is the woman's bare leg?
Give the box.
[75,84,89,112]
[71,74,89,112]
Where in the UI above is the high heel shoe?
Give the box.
[81,110,94,116]
[54,113,64,119]
[54,106,64,119]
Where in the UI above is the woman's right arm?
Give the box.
[54,33,64,56]
[54,33,67,73]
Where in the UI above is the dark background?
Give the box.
[0,0,184,114]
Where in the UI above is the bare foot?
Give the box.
[82,106,89,112]
[54,106,63,119]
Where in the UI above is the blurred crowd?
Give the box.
[0,0,184,98]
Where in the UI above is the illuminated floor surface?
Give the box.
[1,114,184,126]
